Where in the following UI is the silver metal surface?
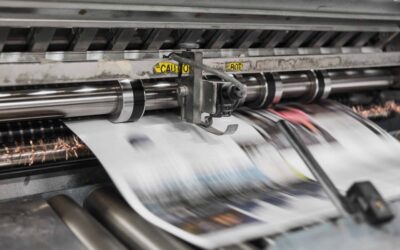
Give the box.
[144,79,178,110]
[272,72,284,104]
[48,195,127,250]
[301,71,319,103]
[237,73,267,108]
[0,7,398,31]
[0,198,86,250]
[329,69,394,93]
[320,70,332,99]
[84,187,192,250]
[0,81,120,121]
[0,68,393,122]
[0,0,400,21]
[280,72,313,99]
[109,79,134,123]
[0,52,397,85]
[0,48,382,65]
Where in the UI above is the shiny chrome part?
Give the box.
[48,195,127,250]
[301,70,320,103]
[236,73,266,108]
[280,71,313,99]
[320,70,332,99]
[272,72,284,104]
[109,79,134,123]
[144,79,179,110]
[0,81,121,121]
[0,68,394,122]
[329,69,394,94]
[84,188,192,250]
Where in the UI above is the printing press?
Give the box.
[1,0,400,249]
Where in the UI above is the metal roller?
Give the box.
[329,69,395,94]
[48,195,127,250]
[84,187,193,250]
[0,79,145,123]
[0,68,394,122]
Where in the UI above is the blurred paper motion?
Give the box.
[66,101,400,249]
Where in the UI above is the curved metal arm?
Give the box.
[168,53,246,100]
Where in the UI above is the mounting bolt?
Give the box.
[178,86,189,97]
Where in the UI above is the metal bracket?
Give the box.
[170,51,245,135]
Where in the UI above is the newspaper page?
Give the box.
[66,114,337,249]
[260,101,400,200]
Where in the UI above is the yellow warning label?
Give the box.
[225,62,244,72]
[153,62,190,74]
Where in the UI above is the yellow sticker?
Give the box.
[153,62,190,74]
[225,62,244,72]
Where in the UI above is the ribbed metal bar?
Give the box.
[107,28,136,51]
[142,29,172,50]
[205,30,232,49]
[234,30,262,49]
[28,27,56,52]
[69,28,98,51]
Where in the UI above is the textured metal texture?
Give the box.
[0,162,106,200]
[0,0,399,20]
[0,27,395,53]
[0,198,86,250]
[0,52,397,85]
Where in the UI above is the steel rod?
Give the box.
[84,187,193,250]
[0,80,121,121]
[0,69,393,122]
[48,195,127,250]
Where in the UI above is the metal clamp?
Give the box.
[169,51,242,135]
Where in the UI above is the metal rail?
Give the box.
[0,68,393,122]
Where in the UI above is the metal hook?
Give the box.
[197,116,238,136]
[199,123,238,136]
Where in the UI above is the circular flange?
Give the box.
[301,70,320,103]
[272,72,283,104]
[319,70,332,100]
[109,79,145,123]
